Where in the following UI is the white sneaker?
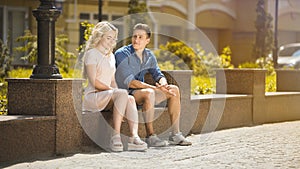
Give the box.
[146,134,167,147]
[169,132,192,146]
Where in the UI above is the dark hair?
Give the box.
[133,23,151,38]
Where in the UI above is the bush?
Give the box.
[155,42,234,94]
[266,72,276,92]
[155,42,235,76]
[238,57,276,92]
[0,80,7,115]
[0,39,12,115]
[15,30,77,73]
[8,68,32,78]
[192,76,215,94]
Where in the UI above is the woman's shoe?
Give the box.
[128,136,148,151]
[110,134,124,152]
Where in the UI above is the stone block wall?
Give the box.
[0,116,56,164]
[276,70,300,92]
[5,78,84,155]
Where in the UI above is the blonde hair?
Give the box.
[85,21,118,54]
[82,21,118,79]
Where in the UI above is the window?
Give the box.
[93,14,108,21]
[112,15,123,21]
[0,6,29,66]
[79,12,125,46]
[79,13,90,20]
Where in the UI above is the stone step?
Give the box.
[0,115,56,164]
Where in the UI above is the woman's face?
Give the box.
[98,30,117,50]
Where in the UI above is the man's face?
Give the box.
[131,29,150,51]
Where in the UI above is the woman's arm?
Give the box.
[85,64,113,91]
[111,74,118,89]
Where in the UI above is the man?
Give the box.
[115,23,191,147]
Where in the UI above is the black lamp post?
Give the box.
[31,0,62,79]
[98,0,102,22]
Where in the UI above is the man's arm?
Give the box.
[129,79,156,89]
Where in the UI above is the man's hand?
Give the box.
[155,83,176,96]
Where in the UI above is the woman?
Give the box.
[82,21,147,152]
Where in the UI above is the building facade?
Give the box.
[1,0,300,66]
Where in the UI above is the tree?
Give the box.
[252,0,274,60]
[14,30,76,73]
[128,0,147,15]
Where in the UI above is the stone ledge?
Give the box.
[191,94,252,101]
[0,115,56,123]
[6,78,84,83]
[266,92,300,96]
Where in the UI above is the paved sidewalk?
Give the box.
[2,120,300,169]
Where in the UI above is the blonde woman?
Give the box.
[82,21,147,152]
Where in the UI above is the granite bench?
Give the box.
[80,70,193,149]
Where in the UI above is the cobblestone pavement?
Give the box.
[3,120,300,169]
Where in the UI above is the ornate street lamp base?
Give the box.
[30,65,62,79]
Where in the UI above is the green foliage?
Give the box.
[255,56,275,75]
[155,41,234,77]
[158,61,176,70]
[55,34,77,73]
[219,46,234,69]
[0,39,12,115]
[14,30,37,64]
[128,0,147,14]
[0,93,7,115]
[155,41,276,94]
[14,30,77,73]
[77,21,95,68]
[78,21,95,54]
[0,30,78,115]
[238,57,276,92]
[266,73,276,92]
[8,67,82,79]
[194,44,220,76]
[0,39,13,78]
[0,79,7,115]
[61,68,82,78]
[8,68,32,78]
[238,57,274,75]
[238,62,260,69]
[127,0,149,45]
[192,76,215,95]
[155,41,197,73]
[155,41,235,94]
